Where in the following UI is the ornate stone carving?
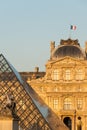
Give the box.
[60,38,80,46]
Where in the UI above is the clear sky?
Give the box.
[0,0,87,72]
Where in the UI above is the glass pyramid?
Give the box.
[0,54,68,130]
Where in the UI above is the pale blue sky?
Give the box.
[0,0,87,71]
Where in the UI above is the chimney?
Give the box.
[35,67,39,72]
[50,41,55,59]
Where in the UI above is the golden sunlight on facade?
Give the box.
[28,38,87,130]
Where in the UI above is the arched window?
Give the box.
[63,98,72,110]
[52,69,60,80]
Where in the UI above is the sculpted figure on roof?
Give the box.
[60,38,80,46]
[5,94,16,116]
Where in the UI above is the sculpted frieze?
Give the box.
[50,57,85,68]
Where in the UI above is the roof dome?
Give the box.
[52,39,86,59]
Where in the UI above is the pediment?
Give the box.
[50,56,86,67]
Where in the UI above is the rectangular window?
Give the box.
[64,104,71,110]
[47,96,51,106]
[76,69,84,80]
[65,70,71,80]
[77,98,83,110]
[52,69,60,80]
[53,99,58,109]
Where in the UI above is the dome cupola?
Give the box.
[51,39,86,59]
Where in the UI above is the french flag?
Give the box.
[70,25,76,30]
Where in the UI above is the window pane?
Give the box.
[76,69,84,80]
[77,98,83,110]
[53,99,58,109]
[65,70,71,80]
[63,98,72,110]
[52,69,60,80]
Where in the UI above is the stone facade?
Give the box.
[27,38,87,130]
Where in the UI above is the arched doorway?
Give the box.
[63,117,72,130]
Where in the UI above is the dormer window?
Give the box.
[52,69,60,80]
[76,69,84,80]
[65,69,71,80]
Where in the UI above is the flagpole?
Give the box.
[69,25,76,39]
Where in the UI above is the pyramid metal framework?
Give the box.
[0,54,68,130]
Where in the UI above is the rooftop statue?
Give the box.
[60,38,80,46]
[5,94,16,116]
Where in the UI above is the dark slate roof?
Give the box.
[53,45,85,59]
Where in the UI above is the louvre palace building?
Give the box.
[24,38,87,130]
[1,37,87,130]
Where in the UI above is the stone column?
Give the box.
[0,111,19,130]
[0,116,12,130]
